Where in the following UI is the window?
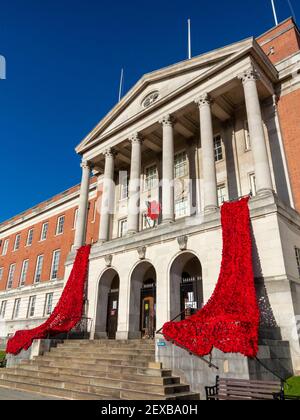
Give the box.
[26,229,34,246]
[12,298,21,319]
[145,165,158,191]
[34,255,44,284]
[14,234,21,251]
[44,293,54,316]
[118,219,128,238]
[214,135,223,162]
[119,171,129,200]
[73,209,79,229]
[40,222,49,241]
[217,184,227,206]
[7,264,16,289]
[249,173,257,196]
[56,216,65,235]
[0,301,7,319]
[1,239,9,256]
[142,91,159,108]
[174,151,188,178]
[175,198,188,218]
[27,296,36,318]
[19,260,29,287]
[0,267,3,282]
[244,120,251,151]
[51,250,61,280]
[295,248,300,277]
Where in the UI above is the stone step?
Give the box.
[8,366,180,386]
[0,380,117,400]
[1,339,198,400]
[0,371,190,398]
[60,340,155,347]
[20,360,173,378]
[35,354,154,366]
[50,348,155,357]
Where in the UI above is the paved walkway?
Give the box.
[0,387,62,400]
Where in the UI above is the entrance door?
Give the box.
[140,287,156,338]
[180,274,202,320]
[106,292,119,339]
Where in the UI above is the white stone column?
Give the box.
[127,133,142,235]
[160,115,175,223]
[99,148,116,243]
[240,67,273,194]
[74,160,91,249]
[196,94,218,212]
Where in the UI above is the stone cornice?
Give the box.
[0,182,98,235]
[0,279,64,300]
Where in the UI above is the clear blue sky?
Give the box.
[0,0,299,222]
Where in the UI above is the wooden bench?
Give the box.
[206,376,283,400]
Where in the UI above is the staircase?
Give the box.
[0,340,200,400]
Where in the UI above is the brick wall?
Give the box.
[277,89,300,211]
[257,18,300,64]
[0,183,100,292]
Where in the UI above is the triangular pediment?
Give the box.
[77,37,256,153]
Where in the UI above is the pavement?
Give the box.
[0,387,62,400]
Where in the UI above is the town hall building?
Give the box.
[1,18,300,397]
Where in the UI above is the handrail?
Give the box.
[156,310,219,370]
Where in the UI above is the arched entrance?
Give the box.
[129,262,156,339]
[95,269,120,339]
[169,252,203,321]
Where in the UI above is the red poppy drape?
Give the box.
[6,245,91,356]
[163,197,260,358]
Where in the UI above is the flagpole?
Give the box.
[118,68,124,102]
[271,0,279,26]
[188,19,192,60]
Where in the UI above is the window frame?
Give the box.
[12,298,21,320]
[34,255,44,284]
[56,215,65,236]
[44,293,54,316]
[0,267,3,282]
[174,150,188,179]
[27,296,36,318]
[144,164,158,191]
[40,222,49,241]
[7,263,16,290]
[1,239,9,256]
[19,259,29,287]
[0,301,7,319]
[217,183,227,206]
[14,234,21,251]
[175,197,189,219]
[214,134,223,162]
[118,219,128,238]
[26,229,34,247]
[50,250,61,280]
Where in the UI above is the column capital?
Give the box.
[80,160,91,170]
[104,148,117,159]
[238,67,259,84]
[195,93,213,108]
[159,114,176,127]
[129,132,143,145]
